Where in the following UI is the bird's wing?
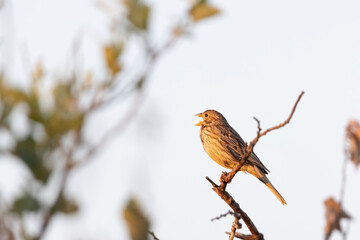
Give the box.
[217,124,270,174]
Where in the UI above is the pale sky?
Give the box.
[1,0,360,240]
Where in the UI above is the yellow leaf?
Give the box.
[190,3,220,22]
[104,44,123,76]
[123,198,150,240]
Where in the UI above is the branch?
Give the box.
[248,91,304,152]
[206,177,263,240]
[211,210,238,221]
[226,232,258,240]
[148,231,160,240]
[36,132,82,240]
[229,213,242,240]
[223,91,305,186]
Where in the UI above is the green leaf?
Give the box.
[13,136,50,183]
[123,198,150,240]
[190,2,220,22]
[128,0,150,30]
[11,193,41,213]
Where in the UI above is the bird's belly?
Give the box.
[203,142,237,169]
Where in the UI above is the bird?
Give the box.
[195,109,287,205]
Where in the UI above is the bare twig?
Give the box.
[226,232,257,240]
[76,91,145,168]
[148,231,160,240]
[211,210,236,221]
[222,91,304,186]
[36,133,81,240]
[229,213,242,240]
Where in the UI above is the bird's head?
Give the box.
[195,110,227,126]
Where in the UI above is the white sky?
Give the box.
[1,0,360,240]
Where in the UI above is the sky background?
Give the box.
[1,0,360,240]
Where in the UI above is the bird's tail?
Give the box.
[265,181,287,205]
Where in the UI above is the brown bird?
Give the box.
[195,109,287,205]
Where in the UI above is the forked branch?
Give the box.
[223,91,305,186]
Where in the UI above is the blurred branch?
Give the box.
[339,147,348,206]
[36,132,81,240]
[0,1,221,239]
[77,92,145,167]
[88,20,189,113]
[324,120,360,240]
[148,231,159,240]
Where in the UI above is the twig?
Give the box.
[148,231,160,240]
[339,140,350,206]
[223,91,305,186]
[211,210,236,221]
[226,232,256,240]
[36,133,81,240]
[342,219,351,240]
[229,213,241,240]
[76,91,145,167]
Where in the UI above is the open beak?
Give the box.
[195,113,203,126]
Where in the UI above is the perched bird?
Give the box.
[195,109,287,205]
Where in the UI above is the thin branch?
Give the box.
[226,232,257,240]
[223,91,305,185]
[148,231,160,240]
[211,210,236,221]
[339,146,348,206]
[229,214,241,240]
[36,133,81,240]
[90,21,189,113]
[248,91,305,151]
[76,91,145,167]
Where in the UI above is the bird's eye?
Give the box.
[204,113,208,117]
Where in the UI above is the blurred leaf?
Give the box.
[11,193,41,213]
[123,198,150,240]
[13,136,50,183]
[52,195,79,215]
[324,197,351,240]
[104,43,123,76]
[347,119,360,168]
[190,2,220,22]
[0,78,29,106]
[32,61,44,83]
[43,81,84,138]
[128,0,150,30]
[28,92,43,123]
[82,72,93,91]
